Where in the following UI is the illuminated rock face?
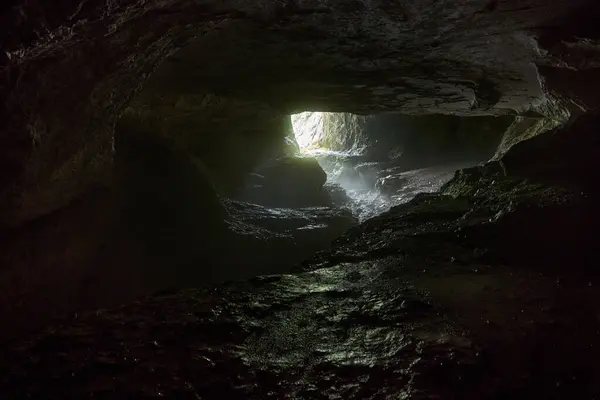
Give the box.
[299,113,514,161]
[291,112,325,151]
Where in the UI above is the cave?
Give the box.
[1,0,600,398]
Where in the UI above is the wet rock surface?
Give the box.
[224,199,357,269]
[375,163,474,201]
[375,173,409,195]
[0,265,477,399]
[312,149,471,221]
[1,163,599,398]
[302,165,595,273]
[226,200,355,233]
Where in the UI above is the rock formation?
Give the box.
[238,155,332,207]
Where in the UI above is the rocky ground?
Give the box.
[221,199,357,279]
[0,163,597,399]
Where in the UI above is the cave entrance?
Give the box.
[288,112,515,221]
[290,111,327,152]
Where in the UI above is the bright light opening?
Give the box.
[291,112,325,152]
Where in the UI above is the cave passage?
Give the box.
[290,112,509,221]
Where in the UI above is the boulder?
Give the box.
[324,182,353,207]
[375,174,410,196]
[355,162,388,188]
[0,129,346,342]
[239,156,331,208]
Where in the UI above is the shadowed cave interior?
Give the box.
[1,0,600,398]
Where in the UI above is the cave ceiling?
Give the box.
[145,0,591,116]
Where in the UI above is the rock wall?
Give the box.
[319,113,514,168]
[321,113,369,153]
[0,127,234,341]
[120,92,295,195]
[290,112,324,150]
[493,116,565,160]
[496,113,600,191]
[238,155,332,208]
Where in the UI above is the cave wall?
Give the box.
[321,113,368,153]
[120,91,295,195]
[0,125,239,342]
[0,187,139,342]
[493,116,564,160]
[320,113,515,168]
[0,86,315,342]
[496,113,600,191]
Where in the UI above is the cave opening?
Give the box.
[289,111,515,221]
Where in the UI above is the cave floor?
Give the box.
[0,259,596,399]
[0,171,598,399]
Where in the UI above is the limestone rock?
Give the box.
[0,129,343,342]
[324,182,353,207]
[321,113,371,152]
[318,113,514,165]
[496,113,600,190]
[301,167,594,275]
